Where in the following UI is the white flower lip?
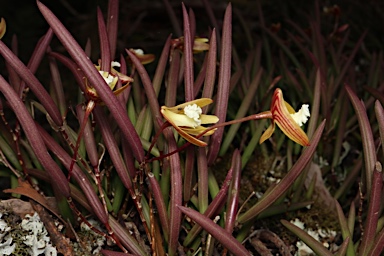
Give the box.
[183,104,203,127]
[99,71,116,86]
[132,48,144,55]
[111,61,121,68]
[290,104,310,127]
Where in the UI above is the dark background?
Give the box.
[1,0,384,63]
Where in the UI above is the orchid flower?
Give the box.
[161,98,219,146]
[128,48,155,65]
[86,61,133,104]
[259,88,310,146]
[171,36,210,53]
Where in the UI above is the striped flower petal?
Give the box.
[259,88,310,146]
[271,89,310,146]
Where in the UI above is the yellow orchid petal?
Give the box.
[110,68,134,85]
[0,18,6,39]
[171,37,210,53]
[112,83,130,97]
[284,101,296,114]
[272,89,310,146]
[192,37,210,53]
[200,114,219,124]
[182,126,216,136]
[167,98,213,112]
[173,125,208,147]
[161,107,199,128]
[259,122,275,144]
[128,48,155,65]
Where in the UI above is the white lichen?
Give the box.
[21,212,57,256]
[80,219,106,254]
[0,213,15,256]
[0,211,57,255]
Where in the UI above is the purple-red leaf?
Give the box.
[238,120,325,223]
[0,40,62,126]
[183,167,233,246]
[360,162,383,254]
[207,3,232,165]
[37,1,144,163]
[281,220,332,256]
[225,149,241,234]
[163,128,182,256]
[182,3,194,101]
[0,76,69,197]
[179,205,250,255]
[345,84,376,195]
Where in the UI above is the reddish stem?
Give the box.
[68,100,95,180]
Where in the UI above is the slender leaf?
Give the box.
[335,199,355,256]
[238,120,326,223]
[360,162,383,256]
[281,219,332,256]
[179,206,250,255]
[207,3,232,165]
[37,1,144,163]
[0,76,69,197]
[345,85,376,196]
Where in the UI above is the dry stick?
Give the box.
[13,123,35,180]
[0,150,20,178]
[148,111,272,163]
[149,191,156,254]
[47,103,91,179]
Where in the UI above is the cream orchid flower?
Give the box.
[86,61,133,104]
[128,48,155,65]
[161,98,219,146]
[259,88,310,146]
[171,36,210,53]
